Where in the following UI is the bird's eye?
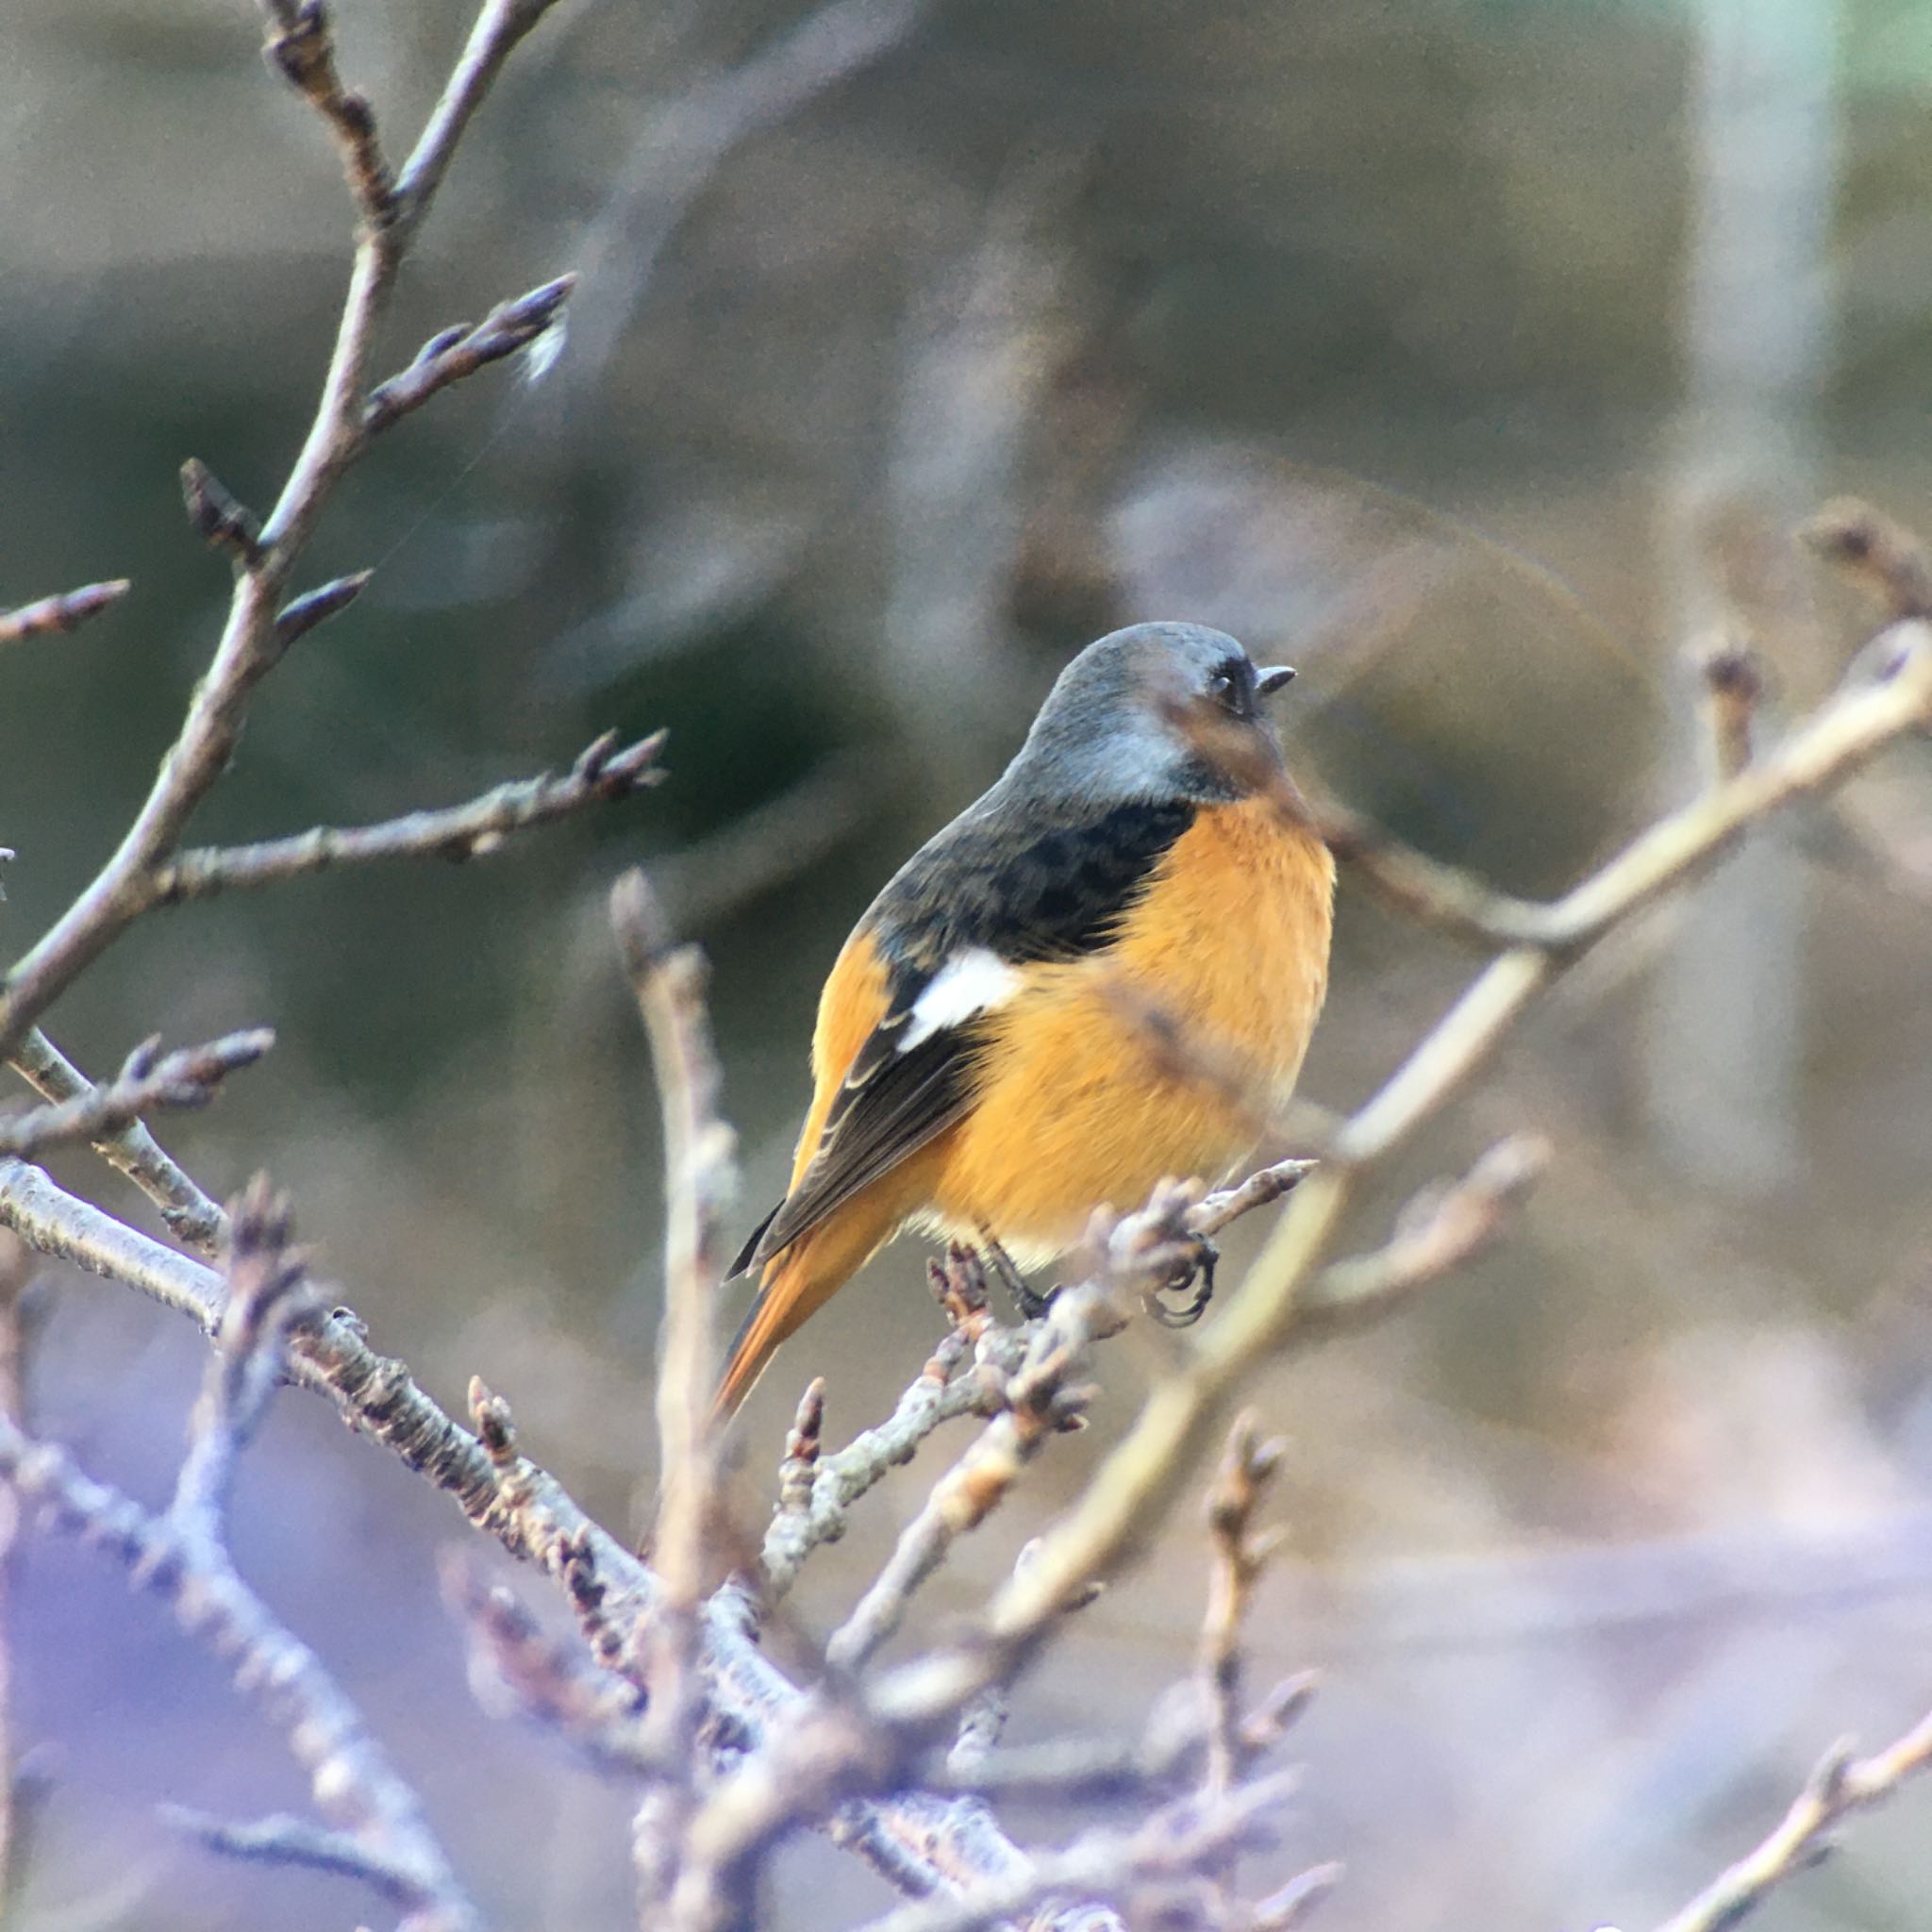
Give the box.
[1206,663,1251,715]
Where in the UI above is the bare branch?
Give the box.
[1654,1704,1932,1932]
[0,579,130,649]
[0,1414,477,1926]
[1296,1134,1548,1338]
[1191,1158,1320,1239]
[163,1807,427,1903]
[845,1772,1302,1932]
[171,1178,314,1550]
[759,1159,1315,1605]
[936,1670,1317,1806]
[824,1276,1113,1674]
[1252,1861,1344,1929]
[1801,497,1932,621]
[760,1327,998,1602]
[0,1186,476,1932]
[0,1158,224,1333]
[610,869,740,1914]
[1300,776,1557,949]
[390,0,568,244]
[0,1029,273,1160]
[364,275,576,435]
[257,0,393,220]
[147,731,664,904]
[1198,1413,1286,1802]
[440,1551,650,1778]
[0,0,580,1069]
[7,1028,230,1252]
[0,1234,42,1913]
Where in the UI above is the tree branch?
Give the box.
[7,1028,231,1252]
[0,1181,477,1930]
[364,275,576,435]
[0,1029,272,1160]
[610,869,740,1918]
[1654,1704,1932,1932]
[258,0,393,221]
[758,1159,1316,1605]
[0,579,130,649]
[843,1772,1307,1932]
[0,0,578,1067]
[146,731,663,905]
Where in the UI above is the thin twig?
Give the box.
[1694,635,1764,785]
[0,1235,40,1920]
[0,579,130,649]
[163,1807,428,1901]
[935,1671,1317,1805]
[1198,1414,1286,1803]
[843,1773,1302,1932]
[440,1551,650,1778]
[364,275,576,434]
[758,1159,1316,1605]
[146,731,664,904]
[390,0,567,248]
[1653,1705,1932,1932]
[170,1178,313,1553]
[0,0,575,1066]
[0,1029,273,1159]
[257,0,394,220]
[0,1412,478,1927]
[1801,497,1932,621]
[759,1329,1002,1604]
[1295,1135,1549,1338]
[610,870,739,1917]
[6,1029,230,1252]
[824,1277,1112,1674]
[0,1180,477,1929]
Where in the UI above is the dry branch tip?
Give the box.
[0,578,132,648]
[1801,498,1932,621]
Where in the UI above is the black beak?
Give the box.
[1257,665,1296,695]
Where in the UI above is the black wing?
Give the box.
[732,795,1197,1275]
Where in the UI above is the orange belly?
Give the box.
[922,797,1334,1261]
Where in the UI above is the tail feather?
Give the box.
[713,1273,796,1422]
[710,1225,861,1421]
[713,1158,944,1421]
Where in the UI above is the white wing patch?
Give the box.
[898,947,1023,1052]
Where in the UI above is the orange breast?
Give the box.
[924,797,1334,1261]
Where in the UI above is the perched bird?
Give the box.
[717,622,1335,1418]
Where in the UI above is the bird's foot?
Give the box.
[980,1235,1055,1321]
[1145,1234,1218,1329]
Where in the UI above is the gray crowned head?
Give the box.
[1004,621,1297,809]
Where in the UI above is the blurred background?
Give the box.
[5,0,1932,1925]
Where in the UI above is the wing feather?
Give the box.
[730,795,1199,1276]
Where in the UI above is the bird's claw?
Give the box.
[1145,1235,1217,1328]
[980,1236,1055,1321]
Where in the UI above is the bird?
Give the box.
[716,621,1335,1419]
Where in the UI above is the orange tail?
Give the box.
[713,1199,896,1422]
